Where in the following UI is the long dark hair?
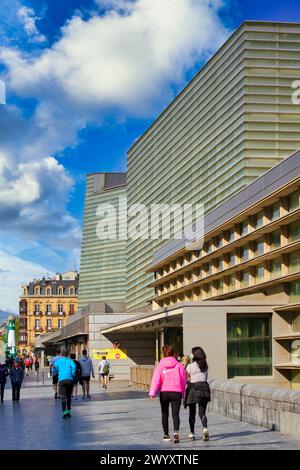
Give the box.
[192,347,208,372]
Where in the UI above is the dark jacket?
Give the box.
[184,381,211,408]
[0,365,8,383]
[73,360,82,382]
[10,367,24,385]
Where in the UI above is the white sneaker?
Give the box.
[189,432,195,440]
[162,435,171,442]
[203,428,209,441]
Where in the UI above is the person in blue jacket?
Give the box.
[10,359,24,402]
[52,349,76,419]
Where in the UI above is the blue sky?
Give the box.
[0,0,300,311]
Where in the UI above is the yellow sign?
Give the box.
[92,348,128,361]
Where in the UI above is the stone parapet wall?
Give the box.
[209,380,300,438]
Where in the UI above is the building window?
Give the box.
[270,257,282,279]
[69,287,75,295]
[270,201,281,220]
[270,230,281,250]
[46,304,52,315]
[58,319,63,329]
[69,304,75,315]
[34,287,40,295]
[227,315,272,378]
[229,251,236,267]
[254,237,264,257]
[292,312,300,332]
[290,281,300,303]
[289,221,300,243]
[34,319,40,330]
[34,304,40,314]
[58,304,63,314]
[46,287,51,295]
[228,228,235,243]
[58,287,64,295]
[241,246,250,262]
[241,220,248,236]
[255,264,265,282]
[289,250,300,274]
[255,210,264,229]
[240,270,250,287]
[46,319,52,330]
[289,190,300,212]
[228,274,237,292]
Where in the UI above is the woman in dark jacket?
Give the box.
[0,362,9,403]
[185,347,211,441]
[10,360,24,401]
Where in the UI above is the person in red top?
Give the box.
[149,345,186,444]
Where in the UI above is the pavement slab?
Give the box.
[0,373,299,450]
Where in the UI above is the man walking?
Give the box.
[10,359,24,402]
[50,349,62,399]
[79,350,95,399]
[52,350,76,419]
[98,356,110,389]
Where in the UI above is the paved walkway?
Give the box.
[0,373,299,450]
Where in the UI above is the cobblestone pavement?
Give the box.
[0,372,299,450]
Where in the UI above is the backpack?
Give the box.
[102,362,109,375]
[25,359,31,367]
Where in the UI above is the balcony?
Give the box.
[33,311,43,316]
[34,327,43,333]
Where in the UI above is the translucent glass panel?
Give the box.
[289,250,300,274]
[241,245,250,261]
[240,270,250,287]
[254,237,264,256]
[289,221,300,243]
[255,264,265,282]
[292,313,300,332]
[255,210,264,228]
[270,201,281,220]
[228,274,237,292]
[289,190,300,212]
[270,257,282,279]
[227,315,272,378]
[270,230,281,250]
[290,281,300,303]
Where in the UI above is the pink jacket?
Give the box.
[149,357,186,397]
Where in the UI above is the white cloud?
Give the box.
[2,0,228,114]
[0,0,229,299]
[17,5,46,43]
[0,249,53,311]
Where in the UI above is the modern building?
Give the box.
[35,301,154,379]
[18,271,79,353]
[78,173,127,309]
[126,21,300,312]
[102,149,300,389]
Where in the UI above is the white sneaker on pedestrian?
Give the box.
[189,432,195,440]
[203,428,209,441]
[162,435,171,442]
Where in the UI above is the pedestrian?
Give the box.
[98,356,110,389]
[185,347,211,441]
[149,345,186,444]
[177,352,191,369]
[50,349,62,399]
[52,350,76,419]
[29,355,33,371]
[0,361,9,403]
[10,359,24,402]
[79,349,95,399]
[25,356,31,376]
[35,357,40,376]
[70,353,82,400]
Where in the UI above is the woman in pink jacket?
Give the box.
[149,345,186,443]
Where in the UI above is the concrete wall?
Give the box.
[89,312,156,380]
[209,379,300,438]
[182,303,290,388]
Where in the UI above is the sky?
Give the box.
[0,0,300,312]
